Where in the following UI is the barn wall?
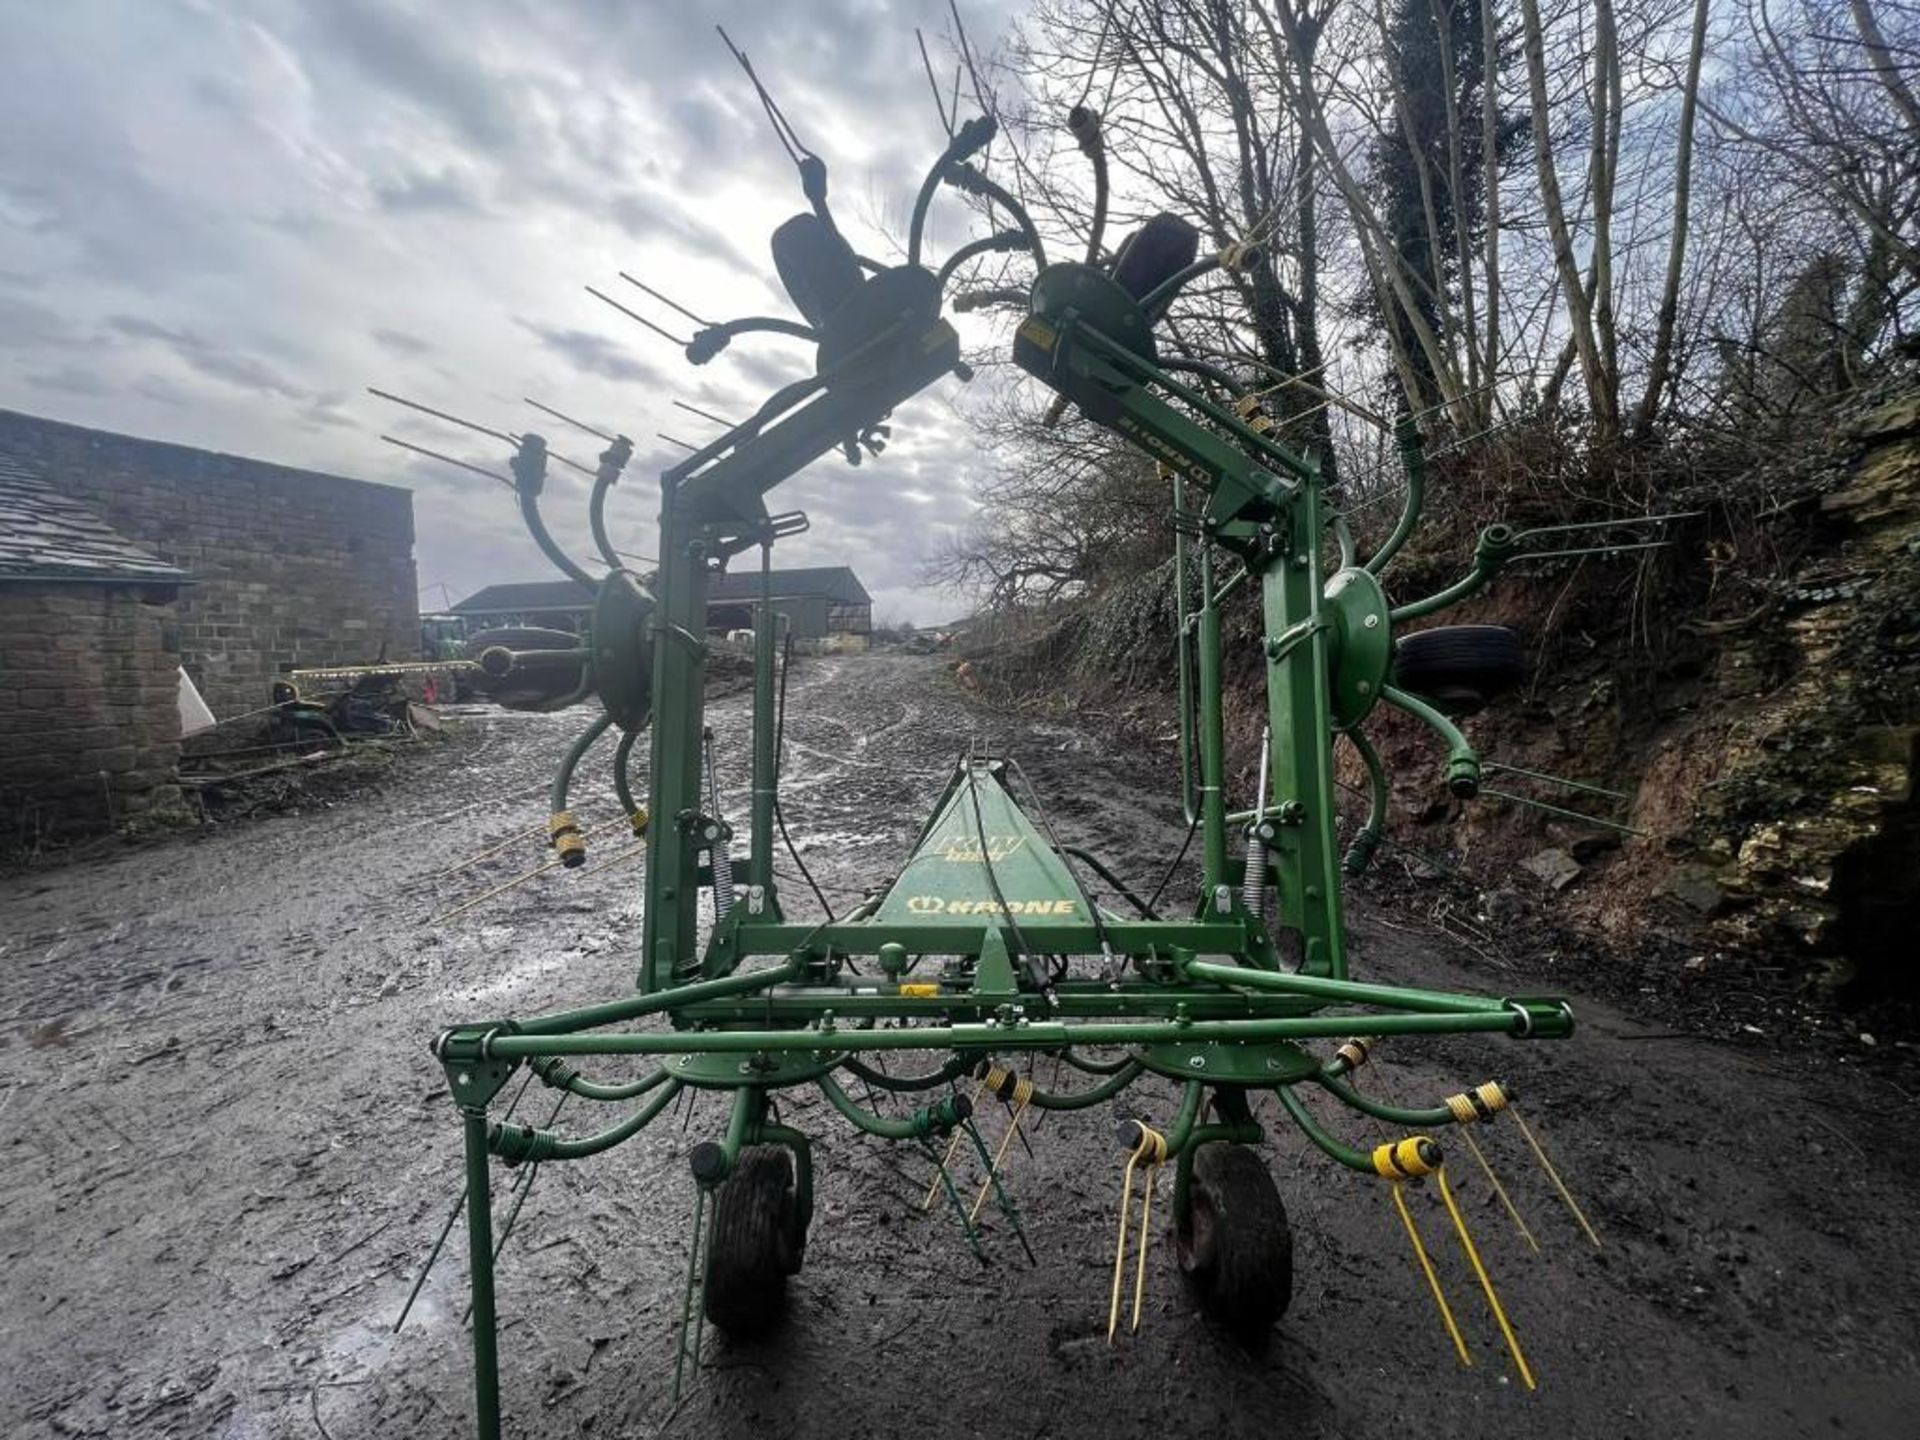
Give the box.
[0,583,182,843]
[0,410,418,718]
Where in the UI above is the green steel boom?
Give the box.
[411,95,1627,1440]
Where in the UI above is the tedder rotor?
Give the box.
[409,48,1649,1438]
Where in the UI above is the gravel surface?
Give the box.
[3,653,1917,1439]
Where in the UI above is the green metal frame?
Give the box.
[423,128,1583,1440]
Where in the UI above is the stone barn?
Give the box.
[0,409,418,840]
[452,566,872,641]
[1,455,189,842]
[0,409,418,719]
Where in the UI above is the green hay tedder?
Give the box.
[409,59,1663,1437]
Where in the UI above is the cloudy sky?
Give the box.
[0,0,1024,623]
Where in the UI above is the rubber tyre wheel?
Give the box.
[1392,624,1525,716]
[467,625,588,712]
[771,212,863,329]
[465,625,579,653]
[704,1146,803,1336]
[1175,1145,1293,1335]
[1111,212,1201,302]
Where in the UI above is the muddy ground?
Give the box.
[3,653,1917,1439]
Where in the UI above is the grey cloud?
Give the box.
[23,366,112,398]
[515,320,663,385]
[300,403,358,431]
[294,0,526,153]
[603,192,760,274]
[108,316,310,401]
[0,295,84,351]
[373,167,490,214]
[722,346,809,396]
[372,328,435,358]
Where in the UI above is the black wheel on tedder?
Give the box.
[1175,1144,1294,1335]
[704,1145,809,1335]
[1393,623,1526,717]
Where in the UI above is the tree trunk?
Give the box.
[1633,0,1710,439]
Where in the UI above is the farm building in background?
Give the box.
[1,455,190,840]
[453,566,872,642]
[0,409,418,718]
[0,408,418,840]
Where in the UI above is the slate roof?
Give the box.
[452,579,595,614]
[0,452,190,585]
[453,567,870,614]
[709,566,871,605]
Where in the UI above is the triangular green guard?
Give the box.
[875,762,1088,930]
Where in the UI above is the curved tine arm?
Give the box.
[1314,1073,1459,1127]
[952,287,1031,314]
[491,1078,684,1164]
[519,486,594,586]
[946,165,1047,270]
[908,114,997,268]
[588,484,618,571]
[1025,1061,1143,1111]
[530,1058,671,1103]
[1066,105,1108,265]
[612,724,642,817]
[841,1054,973,1093]
[1389,523,1516,622]
[1389,558,1498,624]
[586,435,633,573]
[817,1070,966,1140]
[551,712,613,817]
[1342,727,1389,874]
[935,229,1028,293]
[687,315,820,364]
[1274,1085,1375,1172]
[1329,512,1358,569]
[1139,254,1221,317]
[1141,241,1269,317]
[510,439,595,586]
[1364,419,1427,578]
[1380,684,1480,798]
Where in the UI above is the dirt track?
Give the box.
[3,653,1917,1439]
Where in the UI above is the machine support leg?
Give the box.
[463,1109,503,1440]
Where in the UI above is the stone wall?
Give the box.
[0,583,183,844]
[1673,393,1920,992]
[0,410,417,718]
